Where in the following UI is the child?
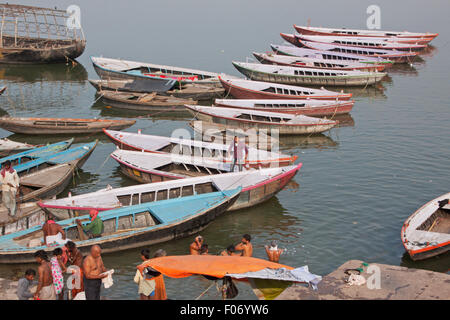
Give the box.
[50,248,66,300]
[17,269,36,300]
[133,249,155,300]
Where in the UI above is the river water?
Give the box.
[0,0,448,300]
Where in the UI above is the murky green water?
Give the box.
[0,0,448,300]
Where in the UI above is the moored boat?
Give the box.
[40,164,301,216]
[89,79,224,100]
[214,98,354,116]
[401,192,450,261]
[219,77,352,100]
[0,138,38,157]
[232,61,386,87]
[293,25,438,42]
[253,52,386,72]
[0,188,241,263]
[0,117,135,135]
[0,87,6,95]
[185,105,338,135]
[99,90,197,111]
[271,44,394,66]
[296,34,428,52]
[103,129,297,167]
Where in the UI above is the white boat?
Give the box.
[185,104,338,135]
[0,138,36,157]
[103,129,297,168]
[232,61,386,87]
[401,192,450,261]
[39,164,302,215]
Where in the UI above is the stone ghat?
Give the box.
[276,260,450,300]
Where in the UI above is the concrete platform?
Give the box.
[276,260,450,300]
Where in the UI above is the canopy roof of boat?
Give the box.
[215,98,341,107]
[297,35,427,48]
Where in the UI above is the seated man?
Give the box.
[42,215,69,246]
[75,209,104,239]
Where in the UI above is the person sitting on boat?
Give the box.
[75,209,104,239]
[42,214,69,246]
[189,235,204,255]
[227,136,248,172]
[264,240,285,263]
[234,234,253,257]
[0,160,19,217]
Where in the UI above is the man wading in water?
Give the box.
[189,235,204,255]
[264,240,285,263]
[82,245,107,300]
[234,234,253,257]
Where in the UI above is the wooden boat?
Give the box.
[89,79,224,100]
[271,44,394,66]
[219,77,352,101]
[401,192,450,261]
[295,35,428,52]
[0,138,37,157]
[0,117,135,135]
[0,188,241,263]
[295,38,418,64]
[137,255,322,299]
[185,105,338,135]
[99,90,197,111]
[253,52,386,72]
[1,139,73,167]
[91,56,238,90]
[214,98,354,116]
[40,163,301,217]
[0,87,5,95]
[103,129,298,167]
[293,25,438,42]
[0,4,85,64]
[232,61,386,87]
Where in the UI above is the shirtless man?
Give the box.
[82,245,107,300]
[234,234,253,257]
[33,250,56,300]
[264,240,285,263]
[65,241,84,299]
[42,215,66,246]
[189,236,203,255]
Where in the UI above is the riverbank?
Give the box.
[276,260,450,300]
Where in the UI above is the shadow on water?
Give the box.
[400,251,450,274]
[278,133,339,151]
[3,132,111,144]
[0,62,88,83]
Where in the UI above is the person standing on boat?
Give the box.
[228,136,248,172]
[0,160,19,216]
[189,235,204,255]
[82,245,108,300]
[134,248,156,300]
[33,250,56,300]
[234,234,253,257]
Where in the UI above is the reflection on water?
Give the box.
[400,251,450,273]
[387,64,419,76]
[0,62,87,83]
[278,133,338,151]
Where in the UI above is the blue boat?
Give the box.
[11,140,98,177]
[0,138,73,167]
[0,187,241,263]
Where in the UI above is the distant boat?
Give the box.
[271,44,394,66]
[214,98,354,116]
[1,139,73,167]
[89,79,224,100]
[0,117,135,135]
[219,77,352,100]
[0,87,6,95]
[99,90,197,111]
[0,138,38,157]
[185,105,338,135]
[401,192,450,261]
[293,25,438,42]
[0,188,241,264]
[40,164,301,216]
[295,34,428,52]
[232,61,386,87]
[103,129,297,168]
[253,52,386,72]
[295,38,418,64]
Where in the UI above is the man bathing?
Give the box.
[34,250,56,300]
[82,245,107,300]
[264,240,285,263]
[189,235,204,255]
[234,234,253,257]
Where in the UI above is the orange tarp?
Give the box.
[137,255,293,279]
